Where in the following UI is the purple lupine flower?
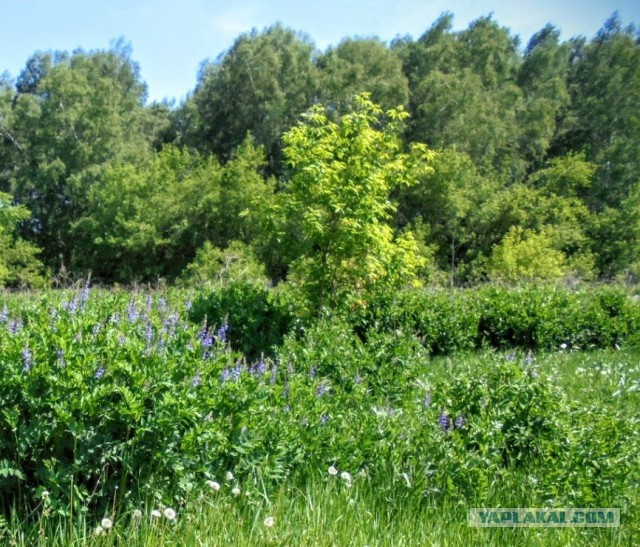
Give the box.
[270,365,278,384]
[22,346,32,372]
[316,383,330,397]
[110,313,121,324]
[145,324,154,347]
[118,333,126,346]
[198,327,213,348]
[308,365,317,379]
[0,305,8,323]
[524,350,534,366]
[9,319,23,335]
[354,373,363,385]
[185,300,192,311]
[282,384,290,399]
[80,287,90,304]
[250,359,267,376]
[158,298,167,311]
[56,348,65,367]
[454,415,465,429]
[424,392,432,408]
[49,307,57,321]
[231,365,243,382]
[146,295,153,311]
[216,324,229,344]
[320,414,328,425]
[220,368,232,383]
[192,373,201,387]
[92,322,103,337]
[127,301,138,322]
[94,364,105,379]
[439,412,451,432]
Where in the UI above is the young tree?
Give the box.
[279,94,434,315]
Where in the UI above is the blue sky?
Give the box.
[1,0,638,103]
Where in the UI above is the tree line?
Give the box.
[0,13,638,289]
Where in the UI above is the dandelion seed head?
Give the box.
[263,516,275,527]
[101,518,113,530]
[163,507,176,520]
[328,465,338,476]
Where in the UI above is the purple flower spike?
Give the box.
[454,415,465,429]
[424,392,432,408]
[439,412,451,432]
[94,364,105,379]
[22,346,32,372]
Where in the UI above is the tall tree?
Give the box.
[279,94,433,315]
[2,43,152,270]
[316,37,408,113]
[188,24,318,173]
[559,14,640,208]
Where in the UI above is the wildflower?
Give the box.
[0,305,7,323]
[163,507,176,521]
[94,526,104,536]
[232,486,241,496]
[94,364,105,380]
[320,413,328,425]
[340,471,352,483]
[22,346,32,372]
[145,324,154,347]
[524,350,534,366]
[216,324,229,344]
[424,392,431,408]
[263,516,275,527]
[226,471,234,481]
[192,373,201,387]
[220,368,231,383]
[127,301,138,322]
[439,412,451,432]
[560,343,567,350]
[231,364,242,382]
[308,365,317,379]
[316,383,330,397]
[454,415,465,429]
[118,333,126,346]
[151,509,162,518]
[354,373,362,385]
[328,466,338,476]
[101,518,113,530]
[132,509,143,519]
[206,480,221,491]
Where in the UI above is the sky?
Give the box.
[1,0,638,103]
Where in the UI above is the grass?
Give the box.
[2,346,638,546]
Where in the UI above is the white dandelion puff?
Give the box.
[163,507,176,521]
[206,480,221,491]
[101,518,113,530]
[328,465,338,476]
[264,516,275,527]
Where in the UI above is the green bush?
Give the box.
[188,281,295,359]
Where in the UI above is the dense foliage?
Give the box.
[0,13,638,289]
[1,287,638,531]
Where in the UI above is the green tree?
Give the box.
[317,38,408,113]
[559,14,640,208]
[488,226,567,282]
[0,192,46,288]
[189,24,318,173]
[279,94,434,315]
[3,43,153,270]
[517,24,571,165]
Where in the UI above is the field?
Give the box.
[0,285,639,546]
